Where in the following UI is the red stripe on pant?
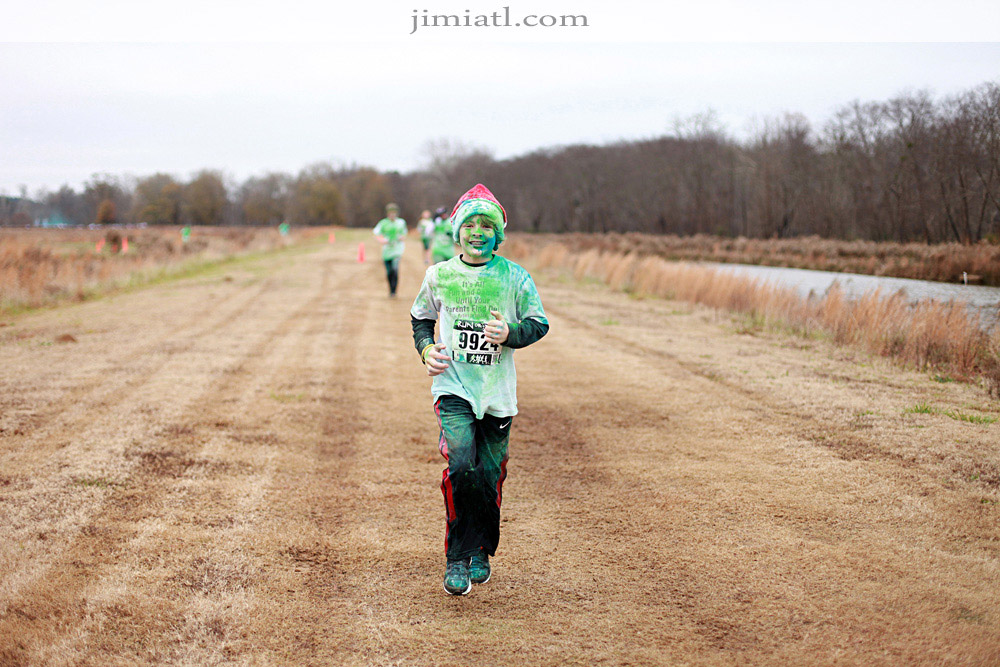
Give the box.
[495,454,508,508]
[440,470,456,552]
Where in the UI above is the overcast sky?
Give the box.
[2,1,999,195]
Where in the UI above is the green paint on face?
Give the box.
[459,215,497,264]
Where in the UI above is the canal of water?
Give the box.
[704,262,1000,329]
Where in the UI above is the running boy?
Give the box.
[410,184,548,596]
[373,203,407,297]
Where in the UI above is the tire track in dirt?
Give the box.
[547,300,1000,554]
[216,260,378,663]
[0,276,289,616]
[0,253,345,662]
[321,290,443,664]
[525,295,1000,664]
[106,247,401,664]
[553,302,924,470]
[510,340,803,662]
[0,277,272,462]
[38,258,350,664]
[92,252,376,665]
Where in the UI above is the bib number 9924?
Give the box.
[457,330,496,352]
[452,319,500,365]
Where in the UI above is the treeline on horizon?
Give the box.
[2,80,998,245]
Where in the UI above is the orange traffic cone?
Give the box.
[121,236,129,254]
[357,243,365,262]
[96,238,105,252]
[328,232,336,244]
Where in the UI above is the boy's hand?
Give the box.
[424,343,450,376]
[485,310,509,345]
[375,235,388,245]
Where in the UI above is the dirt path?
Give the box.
[1,234,998,665]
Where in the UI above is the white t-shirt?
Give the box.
[373,217,407,260]
[410,255,547,419]
[418,217,435,239]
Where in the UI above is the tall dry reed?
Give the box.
[514,240,1000,396]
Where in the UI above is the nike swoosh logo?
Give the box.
[499,420,511,429]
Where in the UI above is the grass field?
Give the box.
[1,229,998,665]
[0,226,331,315]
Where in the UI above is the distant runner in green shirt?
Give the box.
[411,184,548,596]
[373,203,407,297]
[418,210,435,265]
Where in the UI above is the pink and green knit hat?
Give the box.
[450,183,507,246]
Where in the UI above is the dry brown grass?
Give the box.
[529,232,1000,286]
[516,241,1000,395]
[0,226,330,314]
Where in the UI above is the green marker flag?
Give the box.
[181,226,191,243]
[279,222,290,236]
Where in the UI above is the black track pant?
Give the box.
[383,257,399,295]
[434,395,511,561]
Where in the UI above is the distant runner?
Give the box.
[417,210,435,265]
[373,203,407,297]
[410,184,549,596]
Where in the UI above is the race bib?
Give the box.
[451,319,501,365]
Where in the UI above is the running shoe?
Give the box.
[444,558,472,595]
[469,550,491,584]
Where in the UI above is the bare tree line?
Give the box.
[409,82,999,244]
[0,164,394,231]
[3,80,998,244]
